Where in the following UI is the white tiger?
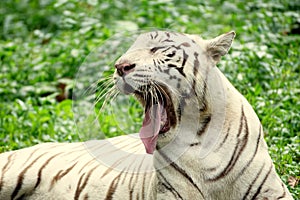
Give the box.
[0,30,293,200]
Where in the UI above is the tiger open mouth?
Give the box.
[134,85,176,154]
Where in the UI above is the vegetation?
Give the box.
[0,0,299,197]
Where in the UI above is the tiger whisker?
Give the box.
[93,87,119,127]
[79,80,102,98]
[94,82,115,107]
[94,77,115,102]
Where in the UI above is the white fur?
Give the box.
[0,31,293,200]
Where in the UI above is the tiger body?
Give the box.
[0,30,293,199]
[0,135,154,200]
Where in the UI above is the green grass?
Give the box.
[0,0,299,197]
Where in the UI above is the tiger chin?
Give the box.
[0,30,293,200]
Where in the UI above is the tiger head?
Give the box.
[114,31,235,154]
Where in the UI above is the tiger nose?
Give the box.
[115,62,136,76]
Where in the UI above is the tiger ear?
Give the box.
[206,31,235,64]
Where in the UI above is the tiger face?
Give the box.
[113,31,235,154]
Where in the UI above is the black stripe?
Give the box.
[168,64,177,68]
[101,158,124,178]
[121,170,130,185]
[157,63,163,72]
[163,68,170,74]
[133,74,151,78]
[199,81,208,112]
[159,59,165,64]
[135,192,140,200]
[134,69,150,72]
[157,171,183,199]
[197,114,211,136]
[155,58,162,65]
[74,166,97,200]
[11,152,47,200]
[214,124,231,151]
[237,105,245,137]
[166,51,176,58]
[168,64,186,77]
[101,150,140,179]
[34,153,62,189]
[128,159,141,200]
[141,165,151,200]
[74,173,85,200]
[277,183,286,199]
[190,142,200,147]
[182,50,188,68]
[236,125,262,177]
[153,59,158,69]
[49,162,77,191]
[192,52,199,94]
[121,157,138,185]
[154,31,158,39]
[128,172,135,200]
[150,46,167,53]
[193,52,199,77]
[0,152,15,192]
[176,103,182,124]
[158,151,205,198]
[141,173,147,200]
[78,159,95,174]
[162,39,174,43]
[22,147,41,166]
[133,156,146,199]
[170,44,181,50]
[198,57,211,112]
[250,164,273,200]
[150,31,158,40]
[161,46,173,53]
[104,171,123,200]
[242,162,265,200]
[208,105,249,181]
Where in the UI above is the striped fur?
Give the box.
[0,30,293,199]
[0,135,154,200]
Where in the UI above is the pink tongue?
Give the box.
[139,104,165,154]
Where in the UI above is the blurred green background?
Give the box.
[0,0,299,197]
